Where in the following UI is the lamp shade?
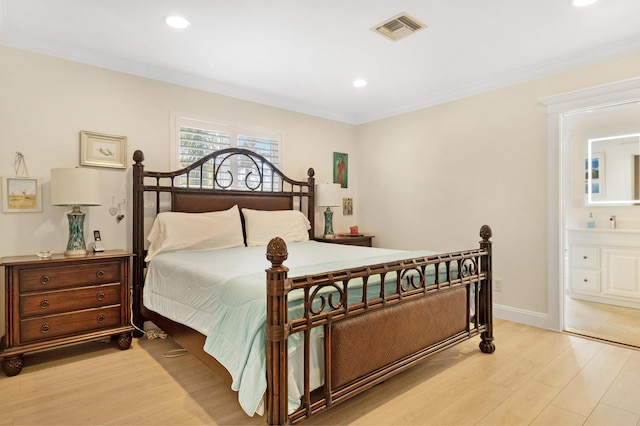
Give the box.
[316,183,341,207]
[51,168,103,206]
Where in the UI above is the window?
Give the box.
[174,116,282,190]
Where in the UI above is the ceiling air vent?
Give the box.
[372,12,426,42]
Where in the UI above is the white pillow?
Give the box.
[145,205,244,261]
[242,208,311,246]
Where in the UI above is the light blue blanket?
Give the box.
[202,244,440,416]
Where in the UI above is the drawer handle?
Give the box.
[583,256,588,260]
[40,275,50,285]
[96,270,105,279]
[97,292,105,301]
[584,278,588,282]
[40,323,50,334]
[40,299,49,309]
[97,314,105,323]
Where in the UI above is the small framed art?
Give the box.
[333,152,348,188]
[585,152,605,199]
[343,197,353,215]
[2,176,42,212]
[80,130,127,169]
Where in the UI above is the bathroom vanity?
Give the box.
[568,228,640,309]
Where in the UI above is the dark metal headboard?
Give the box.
[131,148,315,329]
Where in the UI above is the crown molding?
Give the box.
[2,29,640,126]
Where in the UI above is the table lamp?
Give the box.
[316,183,341,238]
[51,168,103,256]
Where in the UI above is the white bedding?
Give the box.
[144,241,440,416]
[143,241,403,335]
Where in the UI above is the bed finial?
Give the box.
[265,236,289,424]
[133,150,145,164]
[307,168,315,178]
[479,225,492,241]
[266,237,288,267]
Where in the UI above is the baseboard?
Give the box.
[493,304,549,330]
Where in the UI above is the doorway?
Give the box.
[561,105,640,347]
[540,77,640,346]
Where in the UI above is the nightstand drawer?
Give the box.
[337,239,371,247]
[19,261,121,292]
[20,283,122,317]
[315,235,374,247]
[20,305,122,343]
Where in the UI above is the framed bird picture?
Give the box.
[80,130,127,169]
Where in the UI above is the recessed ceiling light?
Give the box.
[164,15,191,29]
[571,0,597,7]
[353,79,367,88]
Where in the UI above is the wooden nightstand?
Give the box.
[1,250,134,376]
[314,234,375,247]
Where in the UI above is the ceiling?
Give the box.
[2,0,640,125]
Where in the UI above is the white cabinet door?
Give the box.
[602,248,640,300]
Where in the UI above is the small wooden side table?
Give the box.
[1,250,134,376]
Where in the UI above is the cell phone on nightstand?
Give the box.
[93,230,105,252]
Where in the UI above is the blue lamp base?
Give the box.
[323,207,335,238]
[65,206,87,256]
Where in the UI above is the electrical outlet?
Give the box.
[494,278,502,292]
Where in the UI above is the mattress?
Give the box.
[143,241,441,416]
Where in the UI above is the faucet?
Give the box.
[610,215,616,229]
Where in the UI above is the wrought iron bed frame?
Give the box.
[131,148,495,425]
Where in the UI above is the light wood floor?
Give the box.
[564,296,640,348]
[1,318,640,425]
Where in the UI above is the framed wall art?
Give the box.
[80,130,127,169]
[343,197,353,215]
[585,153,605,199]
[2,176,42,212]
[333,152,348,188]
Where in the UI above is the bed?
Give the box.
[131,148,495,425]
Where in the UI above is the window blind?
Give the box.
[177,117,281,190]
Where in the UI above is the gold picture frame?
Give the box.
[80,130,127,169]
[342,197,353,215]
[2,176,42,212]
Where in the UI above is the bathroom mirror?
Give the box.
[587,133,640,205]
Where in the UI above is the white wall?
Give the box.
[0,45,358,259]
[2,44,640,332]
[356,53,640,323]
